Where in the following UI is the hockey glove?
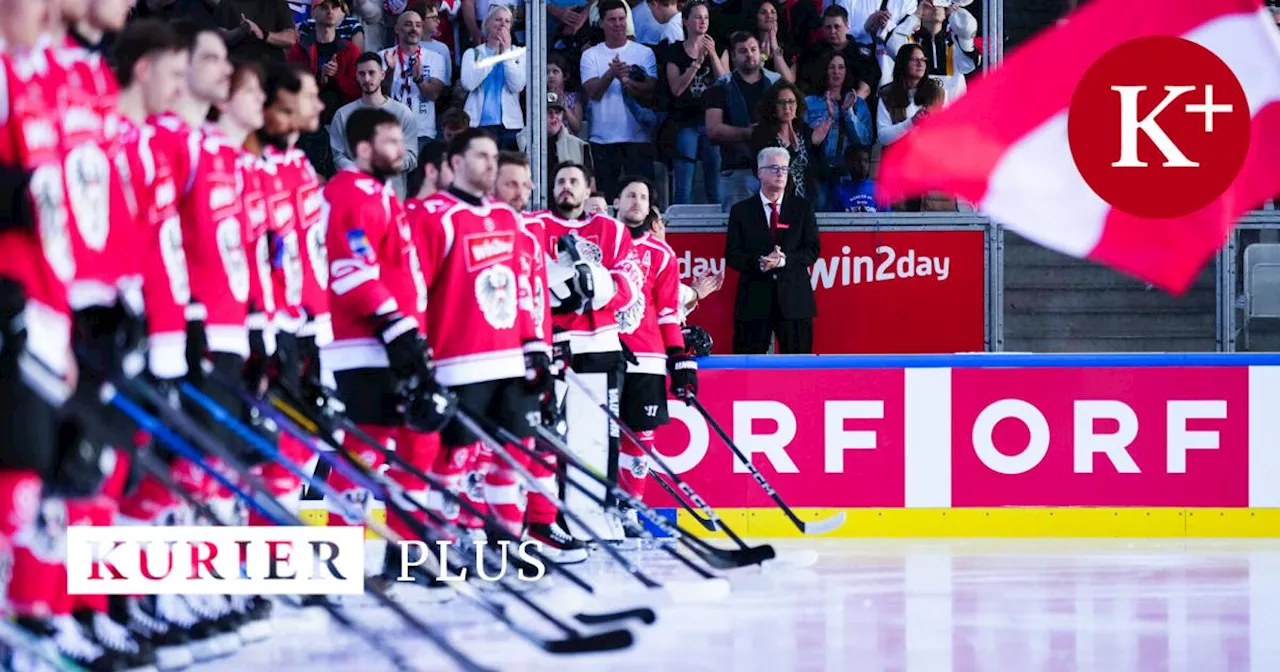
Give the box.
[0,277,27,376]
[378,312,430,384]
[682,325,714,358]
[548,233,617,314]
[0,164,35,232]
[667,347,698,401]
[244,327,270,394]
[523,339,553,395]
[404,376,457,434]
[551,327,572,377]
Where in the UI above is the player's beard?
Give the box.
[370,150,402,183]
[256,128,291,151]
[554,193,583,218]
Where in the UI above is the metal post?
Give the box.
[527,0,548,209]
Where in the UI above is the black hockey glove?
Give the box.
[378,312,431,384]
[523,339,553,395]
[0,164,36,232]
[667,347,698,401]
[551,328,572,377]
[403,375,457,434]
[244,326,270,394]
[0,277,27,376]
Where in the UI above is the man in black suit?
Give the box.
[725,147,821,354]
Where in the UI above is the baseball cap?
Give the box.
[547,92,565,110]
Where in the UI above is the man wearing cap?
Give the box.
[518,92,594,188]
[886,0,979,101]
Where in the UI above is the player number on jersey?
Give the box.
[217,218,251,303]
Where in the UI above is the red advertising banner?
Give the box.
[647,365,1252,510]
[647,368,907,509]
[949,367,1250,507]
[664,229,986,354]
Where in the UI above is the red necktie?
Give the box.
[770,202,779,233]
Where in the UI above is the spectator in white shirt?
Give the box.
[460,5,527,150]
[580,0,658,200]
[631,0,683,47]
[379,10,448,152]
[876,42,943,145]
[823,0,917,44]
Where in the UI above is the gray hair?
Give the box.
[483,4,514,35]
[757,146,790,168]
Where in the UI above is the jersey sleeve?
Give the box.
[326,190,399,326]
[413,203,450,290]
[653,245,684,351]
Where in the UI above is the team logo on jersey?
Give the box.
[67,144,111,252]
[346,229,376,264]
[464,231,516,271]
[483,217,496,232]
[30,165,74,282]
[572,235,603,264]
[615,293,646,335]
[476,264,518,330]
[630,456,649,479]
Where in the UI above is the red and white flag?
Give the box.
[877,0,1280,294]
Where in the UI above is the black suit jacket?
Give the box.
[725,193,820,321]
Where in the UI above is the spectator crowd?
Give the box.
[131,0,981,213]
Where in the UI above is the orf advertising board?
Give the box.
[664,229,985,354]
[647,362,1264,511]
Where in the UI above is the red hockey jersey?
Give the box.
[261,147,304,337]
[530,211,644,355]
[519,215,550,346]
[116,117,190,378]
[321,169,427,374]
[0,50,74,373]
[56,43,140,311]
[413,194,537,387]
[619,232,683,375]
[284,149,331,345]
[175,125,251,357]
[239,154,276,352]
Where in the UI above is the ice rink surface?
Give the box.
[195,538,1280,671]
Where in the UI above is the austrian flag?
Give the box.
[877,0,1280,294]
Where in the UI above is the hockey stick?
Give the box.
[467,410,755,576]
[252,378,659,630]
[687,396,846,536]
[177,378,638,653]
[105,376,500,672]
[15,354,435,672]
[561,368,767,552]
[649,471,717,532]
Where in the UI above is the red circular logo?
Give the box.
[1067,36,1251,219]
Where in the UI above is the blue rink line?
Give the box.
[698,352,1280,370]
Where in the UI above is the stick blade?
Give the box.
[543,628,634,654]
[574,607,657,626]
[800,511,847,535]
[699,542,775,569]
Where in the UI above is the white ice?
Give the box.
[193,538,1280,671]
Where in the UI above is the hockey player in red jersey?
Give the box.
[612,177,698,544]
[320,107,451,576]
[413,132,586,563]
[0,0,84,660]
[491,152,570,549]
[532,161,645,543]
[407,142,453,203]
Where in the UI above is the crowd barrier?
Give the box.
[645,353,1280,538]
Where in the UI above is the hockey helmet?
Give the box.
[682,325,713,358]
